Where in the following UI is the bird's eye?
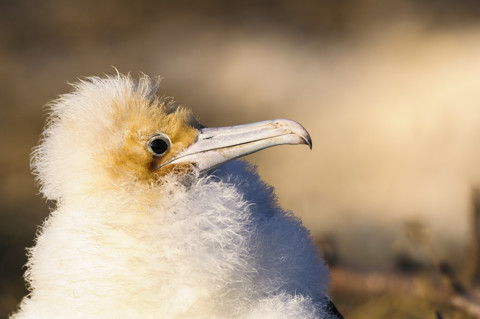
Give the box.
[148,134,171,157]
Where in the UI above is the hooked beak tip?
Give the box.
[307,136,313,150]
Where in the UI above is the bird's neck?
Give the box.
[20,175,257,317]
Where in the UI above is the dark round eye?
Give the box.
[148,134,171,157]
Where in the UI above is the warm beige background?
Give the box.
[2,1,480,317]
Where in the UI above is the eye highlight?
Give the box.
[148,133,171,157]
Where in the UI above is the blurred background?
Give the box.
[2,0,480,318]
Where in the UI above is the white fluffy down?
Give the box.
[11,75,335,319]
[13,161,333,318]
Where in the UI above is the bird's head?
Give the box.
[32,74,311,201]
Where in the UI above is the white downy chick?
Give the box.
[11,74,342,319]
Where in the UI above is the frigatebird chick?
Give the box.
[11,74,342,319]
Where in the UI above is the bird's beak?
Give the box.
[161,119,312,173]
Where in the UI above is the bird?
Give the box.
[11,74,343,319]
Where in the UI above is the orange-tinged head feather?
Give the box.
[105,91,199,183]
[32,74,201,201]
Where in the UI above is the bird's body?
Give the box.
[11,75,341,319]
